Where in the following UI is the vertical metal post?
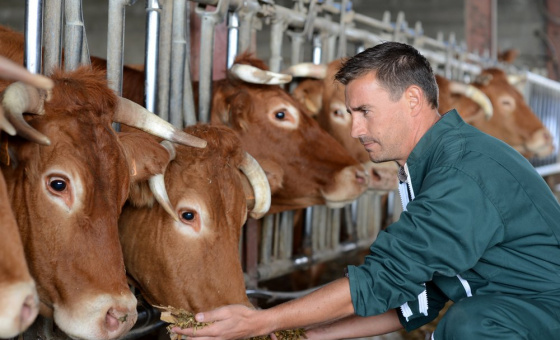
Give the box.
[107,0,137,96]
[170,0,190,128]
[145,0,162,113]
[43,0,63,75]
[312,34,322,65]
[269,16,286,72]
[238,8,255,54]
[157,0,173,121]
[196,0,230,123]
[64,0,87,71]
[227,11,239,68]
[24,0,44,74]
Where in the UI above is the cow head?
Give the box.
[0,66,205,340]
[119,125,270,312]
[438,68,553,159]
[0,55,53,338]
[468,68,554,159]
[209,53,369,213]
[288,60,399,193]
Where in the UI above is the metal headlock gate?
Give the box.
[18,0,560,338]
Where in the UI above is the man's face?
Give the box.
[345,72,410,165]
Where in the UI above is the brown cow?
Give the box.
[0,55,51,338]
[0,27,206,340]
[208,53,368,214]
[92,54,369,214]
[119,124,270,312]
[290,60,553,161]
[441,68,554,159]
[288,59,399,192]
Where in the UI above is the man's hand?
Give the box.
[171,304,271,340]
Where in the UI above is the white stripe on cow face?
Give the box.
[267,102,300,130]
[174,196,208,237]
[42,168,84,213]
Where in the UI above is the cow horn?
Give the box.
[230,64,293,85]
[238,152,271,219]
[449,81,493,120]
[0,82,51,145]
[114,97,207,148]
[148,141,179,222]
[282,62,328,79]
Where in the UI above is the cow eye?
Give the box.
[333,109,344,116]
[275,111,285,119]
[49,178,67,192]
[181,211,195,221]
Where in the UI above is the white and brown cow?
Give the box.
[438,68,554,159]
[0,26,206,340]
[119,124,270,312]
[101,53,370,214]
[290,59,553,162]
[207,53,369,214]
[0,55,52,339]
[288,59,399,192]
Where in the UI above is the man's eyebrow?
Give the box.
[349,104,371,112]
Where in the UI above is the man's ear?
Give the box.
[406,85,423,116]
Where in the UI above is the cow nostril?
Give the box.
[20,294,38,328]
[105,308,124,332]
[355,170,368,185]
[369,168,382,182]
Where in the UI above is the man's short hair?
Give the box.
[335,41,439,109]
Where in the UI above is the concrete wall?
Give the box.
[0,0,549,74]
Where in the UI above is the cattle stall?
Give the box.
[9,1,560,339]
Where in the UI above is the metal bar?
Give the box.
[227,11,239,68]
[269,17,286,72]
[170,0,188,128]
[64,0,85,71]
[145,0,162,113]
[43,0,63,75]
[107,0,137,96]
[24,0,43,74]
[196,0,230,123]
[157,0,173,121]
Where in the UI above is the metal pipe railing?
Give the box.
[43,0,62,75]
[169,0,189,128]
[64,0,88,71]
[195,0,230,123]
[145,0,162,113]
[24,0,43,74]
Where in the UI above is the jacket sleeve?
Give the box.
[347,166,504,317]
[396,282,449,332]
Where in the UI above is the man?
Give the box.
[172,42,560,339]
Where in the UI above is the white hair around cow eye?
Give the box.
[268,104,299,130]
[330,103,351,126]
[45,174,74,211]
[178,208,201,233]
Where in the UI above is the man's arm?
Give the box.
[172,278,355,339]
[305,309,402,340]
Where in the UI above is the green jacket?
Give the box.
[347,110,560,330]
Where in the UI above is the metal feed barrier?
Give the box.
[17,0,560,338]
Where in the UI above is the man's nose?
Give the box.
[350,114,364,139]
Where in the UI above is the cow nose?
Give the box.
[355,168,369,186]
[105,307,135,333]
[19,294,39,332]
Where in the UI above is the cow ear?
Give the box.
[227,91,252,132]
[292,79,325,116]
[118,130,171,207]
